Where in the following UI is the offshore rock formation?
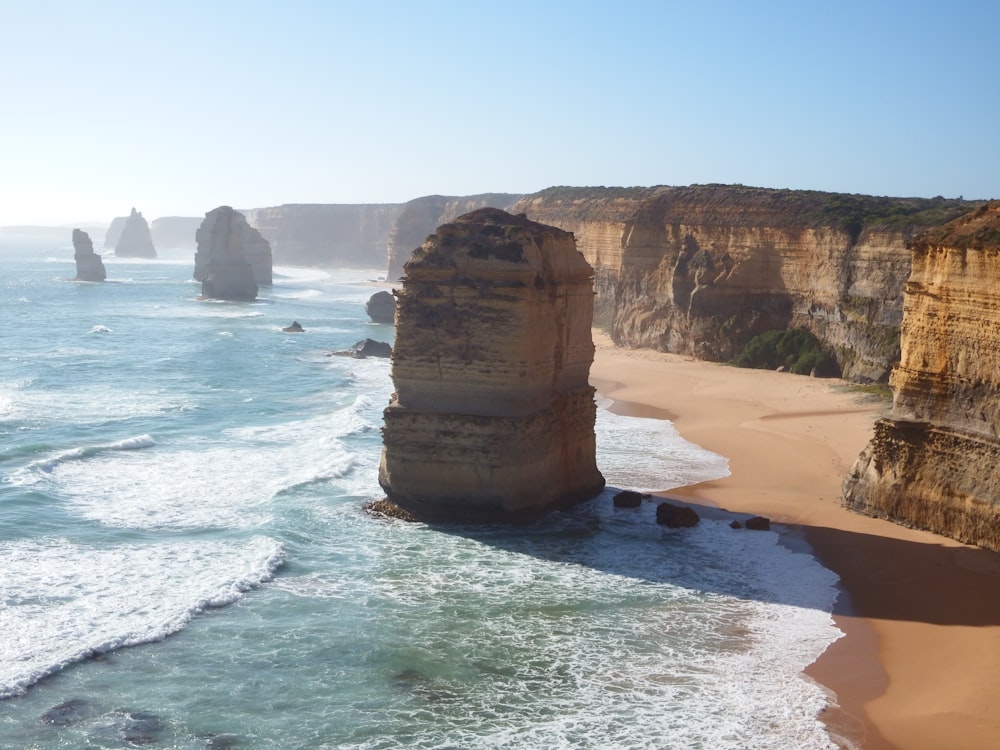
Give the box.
[114,208,157,258]
[511,186,977,382]
[103,215,128,249]
[246,203,404,268]
[379,208,604,522]
[365,291,395,324]
[71,229,106,281]
[193,207,267,301]
[843,203,1000,550]
[385,194,523,281]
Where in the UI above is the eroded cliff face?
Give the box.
[384,194,523,281]
[194,206,269,301]
[72,229,106,282]
[246,204,404,268]
[511,186,975,382]
[379,208,604,522]
[843,203,1000,550]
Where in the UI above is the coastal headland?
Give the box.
[590,331,1000,750]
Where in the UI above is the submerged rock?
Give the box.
[379,208,605,522]
[282,321,305,332]
[114,208,157,258]
[72,229,106,281]
[327,338,391,359]
[655,502,700,528]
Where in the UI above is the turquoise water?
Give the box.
[0,239,843,749]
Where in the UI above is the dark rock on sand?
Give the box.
[745,516,771,531]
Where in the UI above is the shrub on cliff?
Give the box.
[732,329,839,377]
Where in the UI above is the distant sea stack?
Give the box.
[193,206,271,301]
[378,208,605,522]
[71,229,106,281]
[114,208,157,258]
[843,202,1000,551]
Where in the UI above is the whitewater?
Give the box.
[0,238,844,748]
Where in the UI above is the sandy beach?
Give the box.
[590,332,1000,750]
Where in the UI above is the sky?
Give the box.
[1,0,997,226]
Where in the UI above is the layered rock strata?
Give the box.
[511,186,977,382]
[114,208,157,258]
[193,206,268,301]
[843,202,1000,550]
[379,208,605,522]
[71,229,106,281]
[384,193,523,281]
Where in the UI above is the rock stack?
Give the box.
[843,202,1000,550]
[378,208,605,522]
[114,208,157,258]
[71,229,106,281]
[193,206,272,301]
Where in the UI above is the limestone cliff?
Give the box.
[511,186,977,382]
[379,208,605,522]
[103,215,127,249]
[246,203,404,268]
[71,229,106,282]
[193,206,267,301]
[843,202,1000,550]
[384,194,523,281]
[114,208,157,258]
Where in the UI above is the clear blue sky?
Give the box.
[2,0,997,225]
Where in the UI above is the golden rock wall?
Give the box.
[379,208,605,522]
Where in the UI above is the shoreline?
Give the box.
[590,332,1000,750]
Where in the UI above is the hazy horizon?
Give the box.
[3,1,997,226]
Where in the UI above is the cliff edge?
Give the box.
[843,202,1000,550]
[379,208,605,522]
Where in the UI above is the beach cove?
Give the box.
[591,332,1000,750]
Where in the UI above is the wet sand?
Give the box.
[590,332,1000,750]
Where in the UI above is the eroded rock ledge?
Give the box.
[378,208,605,522]
[843,202,1000,550]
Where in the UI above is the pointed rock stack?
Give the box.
[72,229,106,281]
[194,206,273,301]
[114,208,157,258]
[378,208,605,522]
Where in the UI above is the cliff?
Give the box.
[150,216,202,248]
[114,208,157,258]
[71,229,106,281]
[103,216,127,249]
[246,203,404,268]
[843,202,1000,550]
[193,206,267,301]
[511,186,977,382]
[379,208,605,522]
[384,193,523,280]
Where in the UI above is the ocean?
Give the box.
[0,238,844,749]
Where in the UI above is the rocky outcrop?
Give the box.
[379,208,605,522]
[365,291,395,324]
[843,202,1000,550]
[114,208,157,258]
[193,207,265,301]
[385,194,523,281]
[150,216,202,248]
[327,338,392,359]
[103,216,128,249]
[71,229,106,281]
[511,186,978,382]
[246,204,404,268]
[194,206,272,292]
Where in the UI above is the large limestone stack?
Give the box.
[843,202,1000,550]
[114,208,157,258]
[193,206,269,301]
[379,208,605,522]
[71,229,106,281]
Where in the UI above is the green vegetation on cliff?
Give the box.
[732,328,839,377]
